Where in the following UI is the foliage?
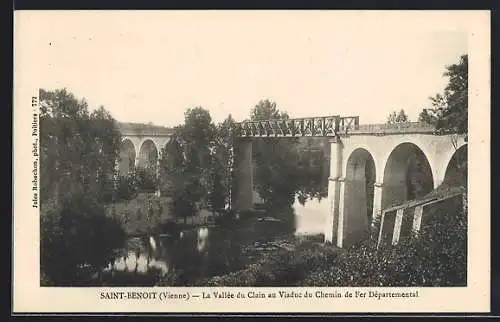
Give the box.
[387,109,409,124]
[115,173,139,201]
[419,54,468,136]
[210,114,237,213]
[41,192,126,285]
[109,193,169,235]
[249,100,329,208]
[295,140,329,204]
[301,197,466,287]
[39,88,126,285]
[159,108,218,222]
[250,100,301,208]
[159,107,238,221]
[157,100,330,222]
[197,194,466,287]
[40,89,122,204]
[134,167,159,193]
[198,240,341,286]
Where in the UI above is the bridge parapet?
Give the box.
[234,117,446,138]
[350,122,436,136]
[117,122,174,137]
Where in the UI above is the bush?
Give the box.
[135,167,159,193]
[197,240,342,287]
[196,195,467,288]
[41,193,126,285]
[116,174,139,201]
[300,196,467,287]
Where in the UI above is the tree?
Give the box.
[39,88,125,285]
[295,139,329,204]
[419,54,468,213]
[41,192,125,285]
[250,100,302,208]
[160,107,218,222]
[210,114,237,214]
[387,109,409,125]
[39,89,122,204]
[419,54,468,137]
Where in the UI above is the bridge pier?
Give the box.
[336,178,347,247]
[324,137,343,244]
[371,182,384,230]
[233,138,254,212]
[326,137,382,248]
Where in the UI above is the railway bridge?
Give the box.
[233,116,467,248]
[116,122,174,176]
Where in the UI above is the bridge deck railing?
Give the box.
[234,117,449,138]
[376,191,464,249]
[235,116,360,138]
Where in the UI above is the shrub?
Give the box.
[41,193,126,285]
[116,174,139,201]
[196,240,342,287]
[135,167,159,193]
[300,196,467,287]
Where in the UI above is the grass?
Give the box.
[190,237,343,286]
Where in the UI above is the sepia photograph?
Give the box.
[13,10,490,313]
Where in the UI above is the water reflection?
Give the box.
[104,196,328,285]
[197,227,209,252]
[293,196,328,236]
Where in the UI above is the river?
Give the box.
[99,196,328,286]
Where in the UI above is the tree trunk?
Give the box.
[462,189,468,215]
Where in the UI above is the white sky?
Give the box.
[20,11,468,127]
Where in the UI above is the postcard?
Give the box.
[12,10,490,314]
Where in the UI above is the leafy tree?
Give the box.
[179,107,217,205]
[419,54,468,192]
[41,192,126,285]
[419,54,468,137]
[116,173,139,201]
[160,107,218,222]
[387,109,409,124]
[250,100,302,208]
[295,139,329,204]
[39,88,125,284]
[134,166,159,193]
[210,114,237,214]
[39,89,121,204]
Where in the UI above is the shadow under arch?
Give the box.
[342,148,376,245]
[138,139,159,173]
[119,139,136,175]
[443,144,467,187]
[382,142,434,209]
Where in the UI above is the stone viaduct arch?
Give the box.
[116,122,173,177]
[233,118,467,248]
[119,139,136,175]
[324,126,466,247]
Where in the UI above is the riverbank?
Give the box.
[105,193,219,236]
[102,181,466,288]
[187,184,467,287]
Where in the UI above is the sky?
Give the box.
[19,11,469,127]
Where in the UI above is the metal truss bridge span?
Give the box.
[235,116,360,138]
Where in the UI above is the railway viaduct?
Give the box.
[233,116,467,248]
[115,117,467,248]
